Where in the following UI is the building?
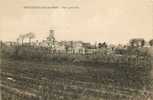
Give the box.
[4,41,17,46]
[55,41,66,53]
[39,40,48,47]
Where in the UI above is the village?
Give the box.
[1,30,153,100]
[1,30,153,56]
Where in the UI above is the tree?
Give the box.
[26,32,35,45]
[149,39,153,46]
[16,38,20,44]
[102,42,107,48]
[18,34,26,45]
[98,43,103,48]
[129,39,135,47]
[46,30,56,49]
[129,38,145,47]
[140,39,145,47]
[98,42,107,48]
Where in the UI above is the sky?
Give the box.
[0,0,153,44]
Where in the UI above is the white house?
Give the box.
[55,41,66,53]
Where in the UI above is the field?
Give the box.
[1,58,153,100]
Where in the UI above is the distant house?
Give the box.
[55,41,66,53]
[71,41,85,54]
[81,43,92,54]
[58,41,83,54]
[55,41,91,54]
[82,42,92,49]
[4,41,17,46]
[39,40,48,47]
[56,41,71,53]
[143,42,150,48]
[34,40,40,46]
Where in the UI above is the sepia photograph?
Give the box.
[0,0,153,100]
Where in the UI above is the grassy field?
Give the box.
[1,58,153,100]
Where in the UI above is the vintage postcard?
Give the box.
[0,0,153,100]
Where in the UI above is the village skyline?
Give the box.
[1,29,153,45]
[1,29,153,48]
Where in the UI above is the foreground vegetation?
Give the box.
[1,45,153,100]
[1,58,153,100]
